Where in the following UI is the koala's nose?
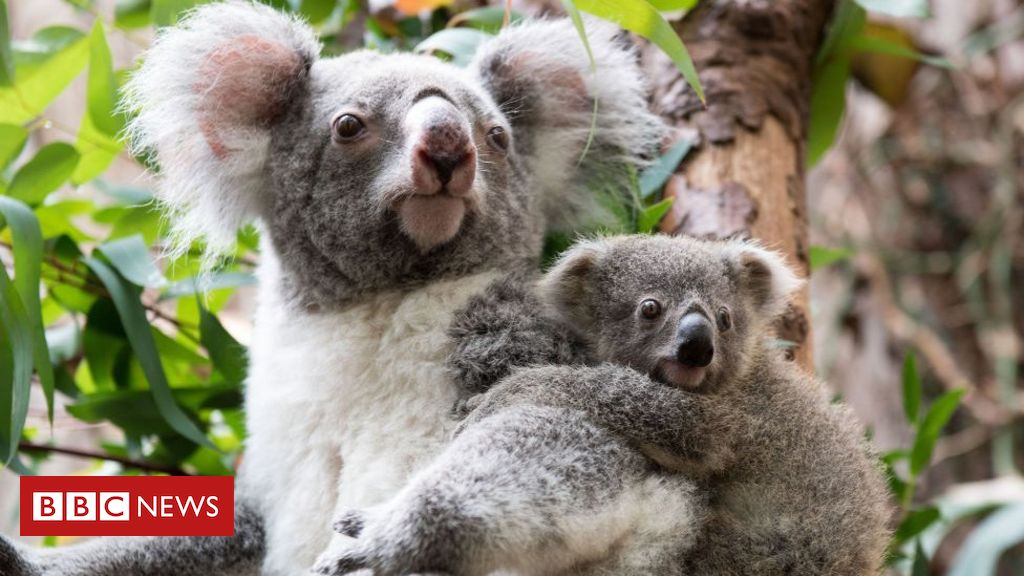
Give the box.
[409,98,476,197]
[675,313,714,368]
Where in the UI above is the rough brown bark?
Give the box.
[642,0,835,368]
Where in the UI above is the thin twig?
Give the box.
[18,441,192,476]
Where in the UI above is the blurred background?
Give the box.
[0,0,1021,573]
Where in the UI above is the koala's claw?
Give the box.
[333,510,366,538]
[311,550,368,576]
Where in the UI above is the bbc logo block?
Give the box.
[32,492,130,521]
[21,476,233,536]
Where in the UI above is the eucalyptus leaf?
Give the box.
[573,0,704,103]
[638,137,692,200]
[0,123,27,171]
[97,235,167,289]
[7,143,80,205]
[0,0,14,86]
[910,389,964,475]
[808,245,852,270]
[902,352,921,424]
[636,197,673,234]
[415,28,492,67]
[0,197,55,422]
[0,27,89,124]
[83,257,214,449]
[199,303,248,386]
[0,263,33,465]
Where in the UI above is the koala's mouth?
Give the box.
[653,358,708,390]
[394,193,471,253]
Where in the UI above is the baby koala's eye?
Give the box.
[332,114,365,141]
[716,306,732,331]
[639,299,662,320]
[486,126,509,152]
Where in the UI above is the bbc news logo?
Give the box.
[20,476,233,536]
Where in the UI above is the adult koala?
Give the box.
[0,1,662,575]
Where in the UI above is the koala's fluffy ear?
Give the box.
[123,1,319,257]
[726,241,803,319]
[471,19,664,231]
[539,239,611,333]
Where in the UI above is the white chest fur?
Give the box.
[241,254,499,575]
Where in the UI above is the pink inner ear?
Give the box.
[194,35,303,159]
[507,52,590,115]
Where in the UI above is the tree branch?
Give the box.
[17,441,193,476]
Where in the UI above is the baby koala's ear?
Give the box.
[539,239,611,333]
[726,241,804,319]
[123,1,319,256]
[470,18,663,232]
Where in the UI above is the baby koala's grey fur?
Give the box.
[322,234,891,576]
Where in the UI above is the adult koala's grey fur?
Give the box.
[322,235,891,576]
[0,1,663,575]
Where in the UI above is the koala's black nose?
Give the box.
[676,313,714,368]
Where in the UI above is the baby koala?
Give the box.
[318,235,891,576]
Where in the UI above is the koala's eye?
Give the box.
[486,126,509,152]
[717,307,732,331]
[639,299,662,320]
[332,114,365,141]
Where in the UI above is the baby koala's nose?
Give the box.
[675,313,714,368]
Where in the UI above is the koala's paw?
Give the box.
[311,543,367,576]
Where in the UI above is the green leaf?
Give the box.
[162,272,256,300]
[0,123,27,170]
[6,142,81,205]
[85,22,122,136]
[902,352,921,424]
[850,35,954,69]
[948,502,1024,576]
[98,235,167,289]
[638,137,692,200]
[0,27,90,124]
[808,245,852,270]
[0,197,54,423]
[67,385,238,438]
[71,24,124,184]
[637,197,673,234]
[910,388,964,475]
[415,28,493,67]
[895,506,940,545]
[447,7,524,33]
[199,304,248,386]
[151,0,203,27]
[0,262,33,465]
[573,0,704,103]
[647,0,699,10]
[298,0,336,24]
[854,0,927,19]
[82,257,214,449]
[911,539,929,576]
[0,0,14,86]
[817,0,866,66]
[115,0,153,29]
[807,56,850,167]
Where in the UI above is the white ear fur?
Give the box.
[122,1,319,259]
[471,18,665,233]
[725,240,803,319]
[538,238,612,332]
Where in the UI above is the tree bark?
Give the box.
[642,0,835,368]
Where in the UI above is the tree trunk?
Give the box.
[642,0,835,369]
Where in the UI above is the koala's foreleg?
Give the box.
[447,274,588,398]
[1,499,263,576]
[460,364,740,477]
